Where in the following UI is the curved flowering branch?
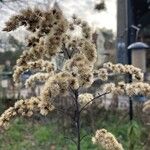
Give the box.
[103,82,150,97]
[0,97,54,129]
[103,62,144,81]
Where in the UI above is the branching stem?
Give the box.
[80,92,109,113]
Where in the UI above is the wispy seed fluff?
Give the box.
[64,53,93,74]
[25,73,51,87]
[103,82,126,95]
[41,76,60,101]
[80,39,97,63]
[78,93,94,106]
[16,38,46,66]
[92,129,124,150]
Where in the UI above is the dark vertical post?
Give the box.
[117,0,128,64]
[127,0,135,121]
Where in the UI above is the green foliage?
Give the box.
[127,120,141,150]
[34,126,51,144]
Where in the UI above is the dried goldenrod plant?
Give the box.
[1,6,150,150]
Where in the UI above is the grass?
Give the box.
[0,109,148,150]
[0,117,97,150]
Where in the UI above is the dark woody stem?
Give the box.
[73,89,81,150]
[72,89,109,150]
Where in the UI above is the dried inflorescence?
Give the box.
[3,8,42,32]
[10,7,69,84]
[1,6,69,128]
[92,129,124,150]
[41,71,79,101]
[63,53,95,88]
[103,82,150,97]
[25,73,51,87]
[17,38,45,66]
[3,7,68,35]
[98,68,108,81]
[103,62,144,81]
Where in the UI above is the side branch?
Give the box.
[80,92,109,113]
[64,136,77,145]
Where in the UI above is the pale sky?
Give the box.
[59,0,117,33]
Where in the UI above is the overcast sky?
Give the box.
[0,0,116,33]
[59,0,117,32]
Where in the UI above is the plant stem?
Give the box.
[74,89,81,150]
[129,97,133,121]
[77,109,80,150]
[80,92,108,113]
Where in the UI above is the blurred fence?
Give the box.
[0,72,143,111]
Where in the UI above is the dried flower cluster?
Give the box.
[25,73,51,87]
[92,129,124,150]
[41,72,79,100]
[103,82,150,96]
[125,82,150,96]
[13,59,55,83]
[98,68,108,81]
[0,97,54,129]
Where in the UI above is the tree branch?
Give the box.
[80,134,89,142]
[62,44,71,59]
